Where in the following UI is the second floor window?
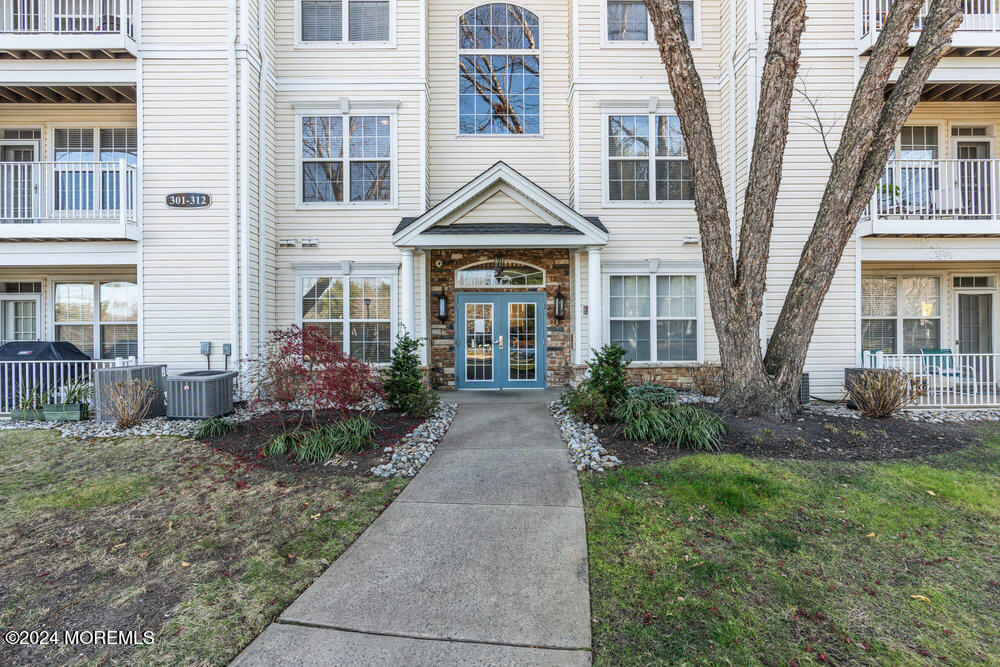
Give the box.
[300,0,391,43]
[300,114,392,205]
[607,0,695,42]
[458,3,540,135]
[607,113,693,202]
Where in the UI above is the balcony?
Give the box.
[0,0,137,59]
[0,160,138,240]
[858,0,1000,54]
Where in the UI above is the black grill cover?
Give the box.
[0,342,92,407]
[0,341,91,362]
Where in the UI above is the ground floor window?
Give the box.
[608,273,699,362]
[53,280,138,359]
[861,275,941,354]
[299,274,393,363]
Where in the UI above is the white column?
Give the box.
[400,248,415,335]
[587,247,603,359]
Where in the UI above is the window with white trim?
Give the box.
[606,0,695,42]
[53,281,138,359]
[300,114,392,204]
[608,274,699,362]
[300,0,391,43]
[861,275,941,355]
[53,128,137,212]
[300,275,393,363]
[458,3,540,135]
[607,113,692,202]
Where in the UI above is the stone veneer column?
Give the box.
[400,248,415,335]
[587,247,602,360]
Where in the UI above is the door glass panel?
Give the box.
[508,302,536,381]
[958,294,993,354]
[465,302,494,381]
[3,300,38,344]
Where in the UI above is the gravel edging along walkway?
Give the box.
[548,400,622,472]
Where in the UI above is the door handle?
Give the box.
[495,335,504,350]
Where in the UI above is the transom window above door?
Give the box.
[607,113,693,203]
[299,114,394,206]
[606,0,696,43]
[455,260,544,288]
[458,3,541,136]
[299,0,393,44]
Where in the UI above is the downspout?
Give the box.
[239,6,252,363]
[135,1,144,363]
[257,0,270,349]
[227,0,241,365]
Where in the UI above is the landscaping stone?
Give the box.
[370,403,457,478]
[804,402,1000,423]
[547,401,621,472]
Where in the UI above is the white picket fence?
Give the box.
[0,356,135,414]
[863,350,1000,407]
[0,0,135,37]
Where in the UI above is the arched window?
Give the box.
[458,3,540,135]
[456,260,545,287]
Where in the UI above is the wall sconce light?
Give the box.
[436,292,448,323]
[554,287,566,320]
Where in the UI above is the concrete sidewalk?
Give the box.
[234,396,591,665]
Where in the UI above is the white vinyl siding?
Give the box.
[299,0,392,44]
[861,275,942,354]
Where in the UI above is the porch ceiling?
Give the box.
[0,84,135,103]
[0,47,135,60]
[912,81,1000,102]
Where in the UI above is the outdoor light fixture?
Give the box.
[554,287,566,320]
[436,293,448,322]
[493,250,508,283]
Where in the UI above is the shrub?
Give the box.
[662,405,727,451]
[689,361,723,397]
[587,344,631,408]
[193,417,237,439]
[101,379,155,429]
[613,398,671,442]
[561,383,609,423]
[63,377,92,405]
[264,416,378,463]
[384,333,424,410]
[264,430,299,457]
[846,369,927,419]
[15,383,50,410]
[398,388,440,418]
[626,382,677,407]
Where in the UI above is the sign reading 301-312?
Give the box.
[166,193,212,208]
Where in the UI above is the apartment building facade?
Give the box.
[1,0,998,404]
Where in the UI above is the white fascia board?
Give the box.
[0,60,137,86]
[0,34,137,55]
[0,223,138,241]
[405,233,593,248]
[0,241,137,266]
[860,236,1000,261]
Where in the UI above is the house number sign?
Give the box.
[166,193,212,208]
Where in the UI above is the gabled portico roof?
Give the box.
[393,161,608,248]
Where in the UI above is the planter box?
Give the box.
[43,403,89,421]
[11,408,45,421]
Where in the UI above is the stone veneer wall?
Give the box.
[428,249,573,390]
[569,364,699,389]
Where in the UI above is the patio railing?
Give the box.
[862,350,1000,407]
[0,356,135,414]
[0,160,137,224]
[0,0,135,39]
[860,0,1000,38]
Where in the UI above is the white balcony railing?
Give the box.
[863,350,1000,407]
[860,0,1000,39]
[866,158,1000,233]
[0,0,134,38]
[0,356,135,414]
[0,160,136,226]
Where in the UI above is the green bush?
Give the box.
[662,405,727,451]
[193,417,237,439]
[264,416,378,463]
[626,382,677,407]
[613,398,671,442]
[587,344,631,408]
[264,431,299,457]
[398,388,440,418]
[384,333,424,410]
[561,383,609,423]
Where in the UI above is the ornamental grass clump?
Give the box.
[193,417,237,439]
[662,405,727,451]
[614,398,672,442]
[846,369,927,419]
[264,416,378,464]
[102,379,156,429]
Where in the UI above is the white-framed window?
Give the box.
[298,0,394,46]
[606,112,693,204]
[861,275,942,355]
[52,127,137,212]
[52,280,138,359]
[455,260,545,288]
[606,273,701,362]
[298,273,396,364]
[604,0,697,45]
[457,3,541,136]
[297,113,395,207]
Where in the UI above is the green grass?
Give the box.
[583,429,1000,665]
[0,428,405,665]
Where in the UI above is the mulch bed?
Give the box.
[594,403,980,466]
[198,408,423,477]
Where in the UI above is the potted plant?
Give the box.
[43,377,92,422]
[11,384,50,422]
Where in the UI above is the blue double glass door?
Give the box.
[455,292,547,389]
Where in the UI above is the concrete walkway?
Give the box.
[234,392,591,665]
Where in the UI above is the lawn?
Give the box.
[583,428,1000,665]
[0,428,404,665]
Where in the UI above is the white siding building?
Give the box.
[1,0,998,404]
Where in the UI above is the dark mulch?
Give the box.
[594,402,980,466]
[198,408,423,476]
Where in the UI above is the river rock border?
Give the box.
[548,401,621,472]
[370,403,458,478]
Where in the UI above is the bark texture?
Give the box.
[645,0,963,420]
